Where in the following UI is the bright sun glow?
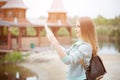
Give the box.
[23,0,120,19]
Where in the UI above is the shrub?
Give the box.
[4,51,23,64]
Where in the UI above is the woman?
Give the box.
[46,17,98,80]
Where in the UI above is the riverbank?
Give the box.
[19,50,120,80]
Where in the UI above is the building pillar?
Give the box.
[1,26,3,36]
[18,27,22,49]
[66,27,72,43]
[0,27,1,36]
[35,27,40,46]
[38,27,43,46]
[7,27,11,49]
[52,27,59,37]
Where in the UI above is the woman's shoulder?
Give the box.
[71,39,92,50]
[76,39,92,50]
[73,39,84,46]
[74,39,89,46]
[76,40,92,56]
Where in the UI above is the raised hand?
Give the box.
[44,25,66,59]
[44,24,57,45]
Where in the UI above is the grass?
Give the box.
[4,51,23,64]
[3,51,30,64]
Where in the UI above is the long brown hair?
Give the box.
[79,17,98,55]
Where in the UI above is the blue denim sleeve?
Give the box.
[61,44,92,65]
[60,46,70,64]
[61,55,70,64]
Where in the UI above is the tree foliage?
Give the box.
[93,15,120,27]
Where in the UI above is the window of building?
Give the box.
[7,11,13,17]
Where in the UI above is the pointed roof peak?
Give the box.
[48,0,66,13]
[1,0,27,9]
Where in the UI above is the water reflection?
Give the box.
[72,38,120,54]
[98,42,119,54]
[0,64,37,80]
[99,39,120,54]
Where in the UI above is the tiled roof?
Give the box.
[1,0,27,9]
[48,0,66,13]
[28,18,46,26]
[47,23,70,27]
[0,18,45,27]
[0,20,11,26]
[46,19,71,27]
[0,18,71,27]
[0,19,32,27]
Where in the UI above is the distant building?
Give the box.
[1,0,30,24]
[47,0,71,37]
[0,0,72,51]
[0,0,6,19]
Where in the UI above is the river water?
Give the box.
[0,64,37,80]
[72,38,120,54]
[98,39,120,54]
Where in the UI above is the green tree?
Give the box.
[94,15,108,25]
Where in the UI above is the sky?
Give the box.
[23,0,120,19]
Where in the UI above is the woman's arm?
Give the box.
[45,25,91,65]
[45,26,66,59]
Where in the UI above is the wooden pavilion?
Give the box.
[47,0,71,37]
[0,0,72,51]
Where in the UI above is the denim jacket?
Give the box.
[61,39,92,80]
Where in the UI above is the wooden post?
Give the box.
[38,27,43,46]
[0,26,3,43]
[35,27,40,46]
[7,27,11,49]
[38,27,41,46]
[35,27,39,37]
[18,27,22,49]
[66,27,72,43]
[53,27,59,37]
[1,26,3,36]
[0,26,2,36]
